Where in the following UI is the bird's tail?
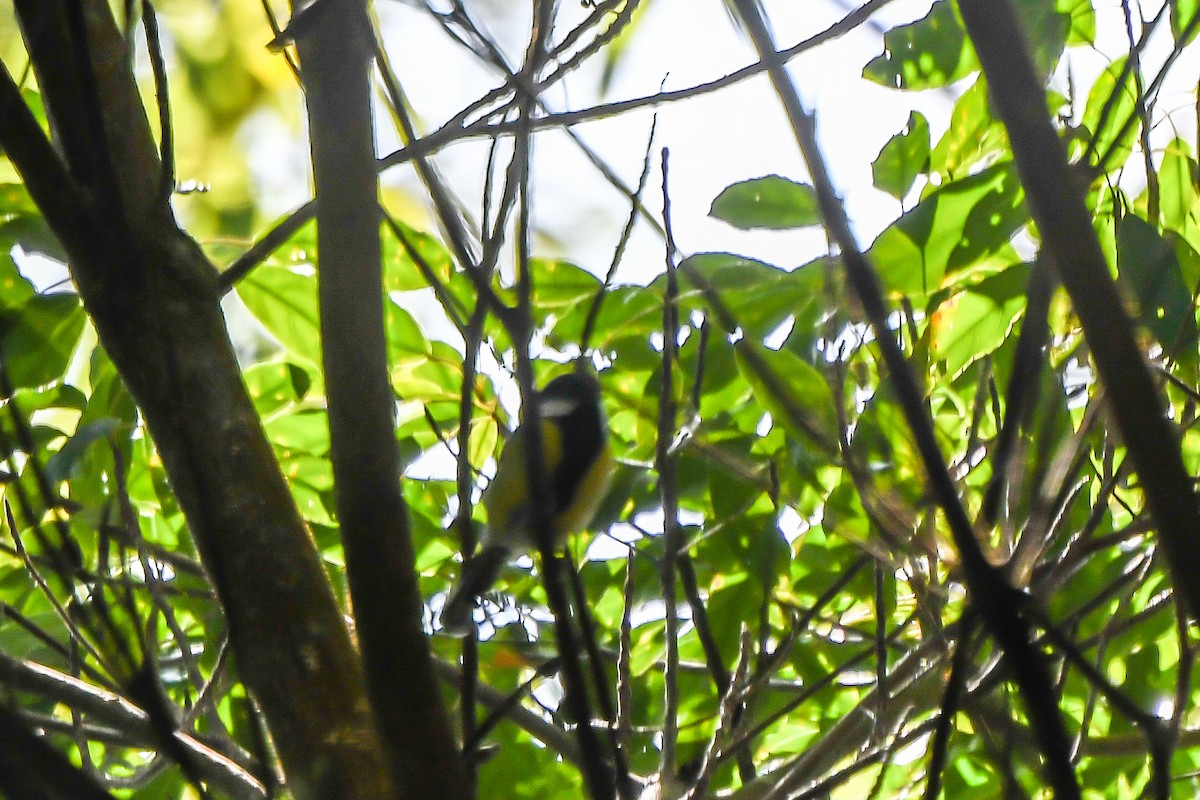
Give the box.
[441,545,511,635]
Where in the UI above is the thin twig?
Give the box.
[729,1,1079,794]
[140,1,173,203]
[657,146,682,783]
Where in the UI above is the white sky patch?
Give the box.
[776,505,809,543]
[10,247,71,293]
[586,522,644,561]
[763,314,795,350]
[756,412,773,438]
[894,731,931,765]
[531,673,565,713]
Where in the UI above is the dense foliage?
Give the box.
[2,0,1200,798]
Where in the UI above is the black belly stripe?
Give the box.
[550,400,605,515]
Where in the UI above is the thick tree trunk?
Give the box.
[0,3,389,797]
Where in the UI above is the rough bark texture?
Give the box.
[2,3,389,797]
[291,0,468,796]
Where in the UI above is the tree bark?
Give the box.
[1,3,389,797]
[289,0,468,796]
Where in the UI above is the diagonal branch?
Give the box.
[957,0,1200,625]
[727,1,1080,796]
[2,3,389,797]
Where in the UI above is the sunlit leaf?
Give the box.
[1172,0,1200,44]
[709,175,820,230]
[873,111,930,200]
[863,1,977,90]
[735,345,836,449]
[1157,138,1200,251]
[929,78,1009,178]
[1081,56,1140,173]
[867,161,1027,295]
[931,263,1030,379]
[383,218,455,292]
[1060,0,1096,44]
[237,264,321,364]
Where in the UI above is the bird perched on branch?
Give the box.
[441,371,613,635]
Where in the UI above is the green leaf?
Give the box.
[866,162,1027,295]
[282,454,334,491]
[864,0,1066,93]
[265,409,330,456]
[1172,0,1200,44]
[1157,138,1200,249]
[237,264,321,364]
[385,299,428,363]
[1060,0,1096,44]
[931,264,1031,379]
[383,218,454,292]
[20,89,47,129]
[863,1,977,90]
[872,112,930,200]
[1013,0,1071,77]
[0,256,36,316]
[709,175,820,230]
[735,345,836,449]
[244,360,310,416]
[10,384,87,418]
[44,418,123,484]
[1116,214,1197,349]
[0,293,85,389]
[0,182,65,263]
[929,78,1009,179]
[678,253,824,340]
[1081,56,1140,173]
[291,481,334,526]
[529,258,603,344]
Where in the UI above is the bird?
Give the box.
[441,371,613,635]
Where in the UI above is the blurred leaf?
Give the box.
[0,239,37,313]
[679,253,824,340]
[863,1,977,90]
[931,263,1030,379]
[44,418,123,484]
[385,299,429,363]
[0,183,64,262]
[0,293,85,389]
[1173,0,1200,44]
[873,112,930,200]
[1015,0,1071,76]
[237,264,321,364]
[709,175,820,230]
[1157,138,1200,251]
[1116,213,1197,349]
[1081,56,1140,173]
[1060,0,1096,45]
[929,78,1009,178]
[265,409,330,456]
[865,0,1066,90]
[383,218,455,292]
[528,258,602,345]
[735,345,836,449]
[244,360,311,417]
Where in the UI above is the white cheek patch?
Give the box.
[540,396,579,419]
